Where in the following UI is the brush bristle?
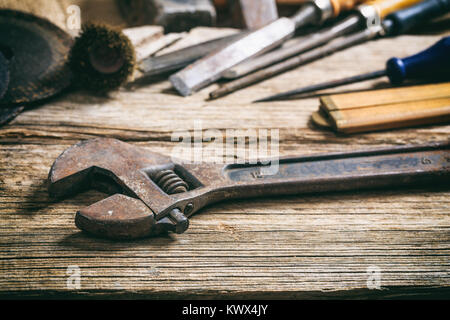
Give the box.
[69,23,136,92]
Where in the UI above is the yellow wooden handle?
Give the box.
[365,0,423,18]
[330,0,367,16]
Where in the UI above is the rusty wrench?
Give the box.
[48,138,450,239]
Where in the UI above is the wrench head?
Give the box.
[48,138,172,197]
[48,138,187,239]
[75,193,182,239]
[75,194,156,239]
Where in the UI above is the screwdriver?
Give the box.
[255,36,450,102]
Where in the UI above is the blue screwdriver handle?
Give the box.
[384,0,450,36]
[386,36,450,84]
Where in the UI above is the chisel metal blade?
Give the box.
[138,32,246,78]
[254,69,386,102]
[169,15,304,96]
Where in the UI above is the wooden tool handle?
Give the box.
[366,0,423,18]
[318,83,450,133]
[330,0,366,16]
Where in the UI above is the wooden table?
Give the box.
[1,25,449,298]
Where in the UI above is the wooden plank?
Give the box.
[0,32,449,298]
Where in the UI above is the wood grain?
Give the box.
[0,29,449,298]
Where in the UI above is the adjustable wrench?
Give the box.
[48,138,450,239]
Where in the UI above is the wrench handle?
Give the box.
[222,142,450,196]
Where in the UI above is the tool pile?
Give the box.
[1,0,449,129]
[170,0,449,99]
[163,0,449,134]
[131,0,450,134]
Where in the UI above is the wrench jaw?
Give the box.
[75,194,157,239]
[48,166,127,199]
[75,194,190,239]
[48,138,194,239]
[48,138,174,195]
[48,166,92,199]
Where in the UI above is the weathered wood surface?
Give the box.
[1,22,450,298]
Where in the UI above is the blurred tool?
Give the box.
[382,0,450,34]
[0,9,72,126]
[225,0,429,79]
[225,1,429,80]
[312,82,450,133]
[117,0,216,33]
[0,9,73,106]
[133,0,301,80]
[0,50,8,100]
[223,0,423,79]
[0,104,23,126]
[229,0,278,29]
[209,0,435,100]
[256,36,450,102]
[138,32,246,78]
[122,25,163,46]
[122,25,167,61]
[171,0,365,96]
[0,48,21,126]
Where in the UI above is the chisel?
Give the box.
[136,32,247,78]
[208,0,431,100]
[170,0,366,96]
[255,36,450,102]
